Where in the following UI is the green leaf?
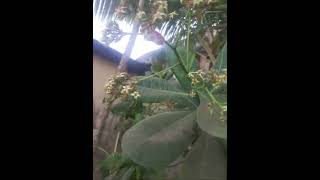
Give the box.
[214,42,227,72]
[121,111,196,168]
[178,132,227,180]
[101,153,136,179]
[150,59,167,77]
[101,153,122,176]
[111,98,143,117]
[138,77,198,109]
[196,97,227,139]
[164,45,192,91]
[111,101,131,114]
[176,47,198,72]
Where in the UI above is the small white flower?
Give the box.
[131,91,141,99]
[105,89,112,94]
[188,73,194,78]
[121,85,133,95]
[191,78,199,85]
[190,91,196,97]
[168,11,178,19]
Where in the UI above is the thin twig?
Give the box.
[97,146,110,156]
[113,131,121,153]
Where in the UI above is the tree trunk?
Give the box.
[117,0,145,72]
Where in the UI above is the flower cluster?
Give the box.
[104,73,141,104]
[120,85,132,95]
[104,72,129,94]
[152,12,167,23]
[151,0,168,23]
[131,91,141,100]
[206,69,227,84]
[181,0,217,8]
[168,11,178,19]
[120,83,141,100]
[116,72,129,80]
[189,70,227,83]
[188,70,206,86]
[187,70,206,97]
[104,78,116,95]
[212,73,227,83]
[180,0,194,8]
[208,102,227,123]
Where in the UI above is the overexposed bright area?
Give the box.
[93,17,162,60]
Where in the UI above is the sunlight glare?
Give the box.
[93,16,162,60]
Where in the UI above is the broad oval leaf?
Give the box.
[138,77,199,109]
[178,132,227,180]
[196,97,227,139]
[121,111,196,168]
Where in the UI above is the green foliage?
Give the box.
[106,43,227,179]
[164,45,193,91]
[176,47,198,72]
[214,42,227,72]
[101,153,134,178]
[197,96,227,139]
[137,77,198,109]
[111,101,131,115]
[99,1,227,179]
[101,153,165,180]
[121,167,135,180]
[178,132,227,180]
[106,41,227,180]
[150,61,166,77]
[121,111,196,168]
[111,98,144,118]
